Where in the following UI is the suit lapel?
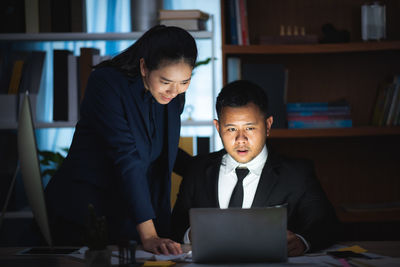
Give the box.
[205,151,225,208]
[166,97,180,173]
[251,152,281,207]
[130,78,153,142]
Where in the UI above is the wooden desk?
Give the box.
[340,241,400,258]
[1,241,399,266]
[0,247,85,267]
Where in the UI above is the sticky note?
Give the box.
[337,245,367,253]
[143,260,176,267]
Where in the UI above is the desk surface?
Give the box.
[1,241,399,266]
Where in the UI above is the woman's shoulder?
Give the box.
[90,66,141,88]
[91,66,127,80]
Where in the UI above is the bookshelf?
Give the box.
[221,0,400,235]
[0,29,216,130]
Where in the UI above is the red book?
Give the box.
[239,0,249,45]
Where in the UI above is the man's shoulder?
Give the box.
[267,151,316,185]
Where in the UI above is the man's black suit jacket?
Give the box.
[171,149,339,251]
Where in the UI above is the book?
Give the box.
[53,50,72,121]
[79,47,100,102]
[386,82,399,126]
[227,57,241,82]
[24,0,40,33]
[39,0,52,32]
[287,110,351,117]
[394,92,400,126]
[379,83,396,126]
[51,0,71,32]
[288,119,352,129]
[159,9,209,20]
[286,101,351,112]
[239,0,249,45]
[227,0,238,45]
[0,51,8,94]
[391,87,400,126]
[234,0,243,45]
[67,55,79,122]
[70,0,87,32]
[160,19,207,31]
[0,0,25,33]
[287,114,352,121]
[371,83,388,126]
[8,60,25,94]
[242,63,288,128]
[0,94,18,123]
[19,51,46,94]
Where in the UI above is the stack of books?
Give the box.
[287,101,352,129]
[371,75,400,126]
[159,9,209,31]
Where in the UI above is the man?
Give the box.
[171,80,339,256]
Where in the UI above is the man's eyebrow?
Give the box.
[160,76,191,82]
[223,122,256,127]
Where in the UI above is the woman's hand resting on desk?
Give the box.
[137,219,183,255]
[142,236,182,255]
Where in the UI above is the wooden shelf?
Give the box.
[0,31,213,41]
[270,126,400,138]
[220,0,400,234]
[223,41,400,55]
[0,121,77,130]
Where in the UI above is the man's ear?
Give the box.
[266,116,273,136]
[213,119,220,135]
[139,58,147,77]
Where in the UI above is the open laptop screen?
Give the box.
[190,206,287,263]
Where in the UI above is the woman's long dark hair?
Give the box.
[95,25,198,77]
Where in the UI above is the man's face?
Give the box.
[214,103,273,163]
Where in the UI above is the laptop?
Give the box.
[190,206,287,263]
[17,93,78,254]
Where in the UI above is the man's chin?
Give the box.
[232,154,251,164]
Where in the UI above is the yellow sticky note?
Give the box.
[337,245,367,253]
[143,260,176,267]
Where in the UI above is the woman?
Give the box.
[44,25,197,255]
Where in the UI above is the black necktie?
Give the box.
[229,167,249,208]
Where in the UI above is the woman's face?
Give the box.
[140,59,193,104]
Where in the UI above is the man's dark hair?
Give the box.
[95,25,198,77]
[216,80,269,119]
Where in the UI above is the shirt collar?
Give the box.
[223,145,268,176]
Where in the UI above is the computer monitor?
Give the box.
[17,92,53,247]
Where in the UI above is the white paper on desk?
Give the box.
[289,255,342,266]
[135,249,192,262]
[350,257,400,267]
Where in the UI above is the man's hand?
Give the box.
[142,236,183,255]
[137,219,183,255]
[287,230,306,257]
